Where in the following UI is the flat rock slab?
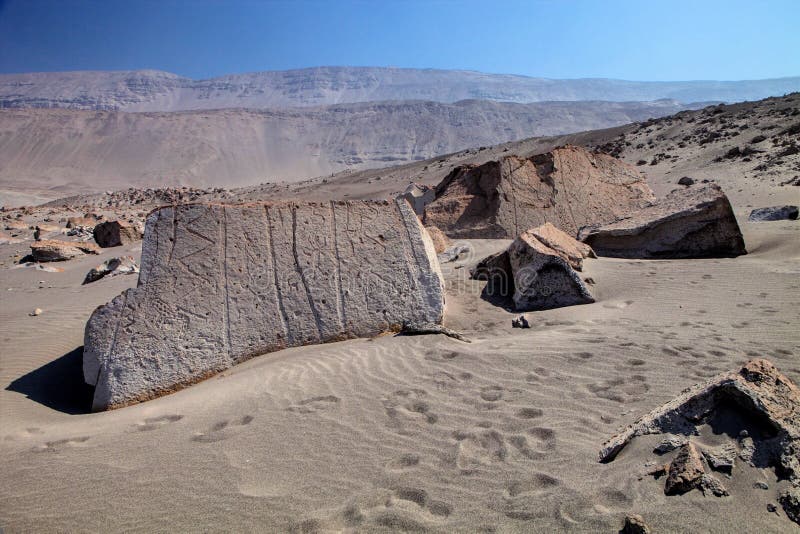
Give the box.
[84,200,445,411]
[580,183,746,258]
[423,145,655,238]
[31,239,100,261]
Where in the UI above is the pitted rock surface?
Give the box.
[84,199,445,411]
[580,183,746,258]
[423,145,655,238]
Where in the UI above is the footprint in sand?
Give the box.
[32,436,90,453]
[585,375,649,403]
[602,300,634,309]
[191,415,253,443]
[479,385,504,402]
[383,389,438,432]
[387,453,421,472]
[286,395,341,414]
[135,414,183,431]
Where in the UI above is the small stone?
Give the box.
[665,442,705,495]
[511,315,530,328]
[30,308,42,316]
[767,503,778,513]
[753,481,769,490]
[677,176,695,186]
[748,205,799,222]
[583,277,596,285]
[620,513,651,534]
[698,474,729,497]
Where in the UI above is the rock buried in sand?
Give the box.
[82,256,139,284]
[664,442,706,495]
[84,200,445,411]
[621,513,651,534]
[423,145,655,238]
[748,205,799,222]
[579,183,747,259]
[30,239,101,262]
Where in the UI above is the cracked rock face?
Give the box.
[580,183,746,259]
[84,199,445,411]
[423,145,655,239]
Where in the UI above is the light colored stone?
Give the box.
[84,200,445,411]
[399,183,435,216]
[580,184,746,258]
[423,145,655,238]
[30,239,100,262]
[83,256,139,284]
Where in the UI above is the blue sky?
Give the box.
[0,0,798,81]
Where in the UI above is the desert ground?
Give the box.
[0,96,799,532]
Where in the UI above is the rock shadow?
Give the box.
[6,346,93,415]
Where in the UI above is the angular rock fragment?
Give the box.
[620,513,651,534]
[508,230,594,311]
[701,443,736,474]
[424,145,655,238]
[83,256,140,284]
[665,443,706,495]
[580,184,746,258]
[93,220,143,247]
[399,183,436,216]
[748,205,799,222]
[524,222,595,271]
[84,200,445,411]
[31,239,100,262]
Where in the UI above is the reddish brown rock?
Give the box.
[423,145,655,238]
[425,225,451,254]
[525,222,595,271]
[665,443,705,495]
[30,239,100,262]
[580,184,746,258]
[93,220,143,248]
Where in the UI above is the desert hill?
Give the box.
[0,98,702,205]
[2,67,799,111]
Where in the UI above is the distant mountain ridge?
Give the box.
[1,67,798,111]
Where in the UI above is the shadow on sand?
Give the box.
[6,346,93,415]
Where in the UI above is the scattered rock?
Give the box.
[780,486,800,523]
[397,321,470,342]
[84,200,446,411]
[439,243,471,263]
[698,474,729,497]
[620,513,651,534]
[83,256,140,284]
[423,145,655,238]
[66,215,96,228]
[581,184,747,258]
[653,435,688,454]
[93,220,143,247]
[29,308,42,316]
[767,503,778,513]
[66,225,94,240]
[677,176,695,186]
[665,443,706,495]
[425,226,451,254]
[511,315,529,328]
[701,443,736,474]
[583,277,596,285]
[31,239,100,262]
[748,205,799,222]
[754,481,769,490]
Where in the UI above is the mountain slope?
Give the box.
[1,67,798,111]
[0,98,700,201]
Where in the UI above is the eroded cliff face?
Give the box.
[84,199,445,411]
[423,145,656,238]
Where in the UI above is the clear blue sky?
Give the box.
[0,0,798,81]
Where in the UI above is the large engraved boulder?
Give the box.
[580,184,746,258]
[423,145,655,238]
[84,200,445,411]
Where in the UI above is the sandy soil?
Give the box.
[1,194,798,532]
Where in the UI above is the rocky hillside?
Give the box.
[0,98,701,201]
[1,67,798,111]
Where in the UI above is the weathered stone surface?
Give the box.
[780,486,800,523]
[423,145,655,238]
[84,200,445,411]
[399,183,436,216]
[653,435,688,454]
[525,222,595,271]
[580,184,746,258]
[425,225,451,254]
[508,231,594,311]
[665,443,705,495]
[701,443,736,474]
[620,513,651,534]
[599,359,800,489]
[31,239,100,262]
[93,220,143,247]
[83,256,139,284]
[748,205,799,222]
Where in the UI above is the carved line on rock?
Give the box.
[329,201,346,332]
[222,206,232,361]
[264,205,290,342]
[393,199,422,296]
[291,207,324,342]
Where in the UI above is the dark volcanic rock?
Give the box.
[748,205,799,222]
[93,220,143,247]
[84,200,445,411]
[423,145,655,238]
[580,184,746,258]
